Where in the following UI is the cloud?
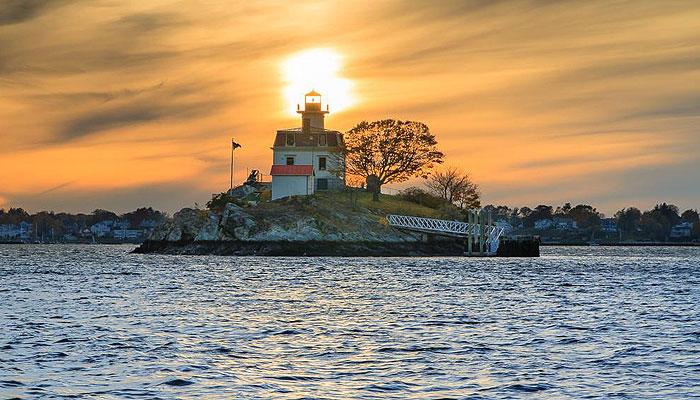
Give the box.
[37,181,75,195]
[56,97,224,141]
[0,0,699,214]
[0,0,72,25]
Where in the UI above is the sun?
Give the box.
[282,48,354,116]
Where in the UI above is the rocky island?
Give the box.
[134,191,471,256]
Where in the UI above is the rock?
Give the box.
[165,208,209,241]
[148,194,427,245]
[221,203,256,240]
[229,184,258,199]
[195,212,221,241]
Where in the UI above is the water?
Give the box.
[1,245,699,399]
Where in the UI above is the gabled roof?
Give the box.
[270,165,314,176]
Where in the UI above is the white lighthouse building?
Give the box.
[270,90,345,200]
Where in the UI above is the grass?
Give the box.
[313,191,442,219]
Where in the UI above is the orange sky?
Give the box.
[1,0,699,214]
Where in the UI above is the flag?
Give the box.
[232,139,241,150]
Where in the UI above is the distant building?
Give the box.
[553,217,578,230]
[600,218,618,233]
[534,219,553,230]
[670,222,693,238]
[0,222,32,240]
[139,219,158,229]
[270,90,345,200]
[90,221,114,237]
[495,219,514,234]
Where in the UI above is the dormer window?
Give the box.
[319,133,327,146]
[286,132,295,146]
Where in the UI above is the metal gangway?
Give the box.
[386,213,504,255]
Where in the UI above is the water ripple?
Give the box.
[0,244,699,398]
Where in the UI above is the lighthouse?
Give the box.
[270,90,345,200]
[297,90,329,132]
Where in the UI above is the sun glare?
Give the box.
[282,48,354,116]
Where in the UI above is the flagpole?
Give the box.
[230,138,234,193]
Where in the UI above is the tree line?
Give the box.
[481,202,699,241]
[336,119,698,242]
[0,207,166,241]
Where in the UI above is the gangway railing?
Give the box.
[386,214,504,255]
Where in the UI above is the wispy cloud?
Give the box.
[0,0,698,213]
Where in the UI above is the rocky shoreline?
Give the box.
[133,239,468,256]
[133,193,539,257]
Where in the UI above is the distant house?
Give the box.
[139,219,158,229]
[534,219,553,230]
[495,219,514,234]
[90,221,114,237]
[670,222,693,238]
[553,217,578,231]
[18,221,31,239]
[270,90,345,201]
[114,220,130,230]
[0,222,32,240]
[600,218,618,233]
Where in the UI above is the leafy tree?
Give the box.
[341,119,444,199]
[640,203,680,241]
[523,205,554,227]
[681,209,699,224]
[482,205,513,223]
[91,209,119,224]
[32,211,64,241]
[0,208,30,224]
[553,202,572,217]
[640,212,666,241]
[615,207,642,239]
[206,192,240,211]
[425,167,480,209]
[519,207,533,226]
[568,204,602,231]
[654,203,681,226]
[121,207,165,227]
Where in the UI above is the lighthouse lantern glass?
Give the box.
[306,95,321,104]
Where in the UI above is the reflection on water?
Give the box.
[1,245,699,398]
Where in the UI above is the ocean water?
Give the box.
[1,245,699,399]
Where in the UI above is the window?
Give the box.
[319,133,327,146]
[286,156,295,165]
[318,156,327,171]
[302,118,310,134]
[316,178,328,191]
[286,132,295,146]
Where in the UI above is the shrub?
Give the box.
[397,187,450,210]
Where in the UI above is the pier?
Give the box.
[386,211,504,256]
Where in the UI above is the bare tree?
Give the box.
[425,167,480,209]
[340,119,444,200]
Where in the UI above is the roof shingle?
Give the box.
[270,165,314,176]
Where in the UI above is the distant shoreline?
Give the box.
[542,242,699,247]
